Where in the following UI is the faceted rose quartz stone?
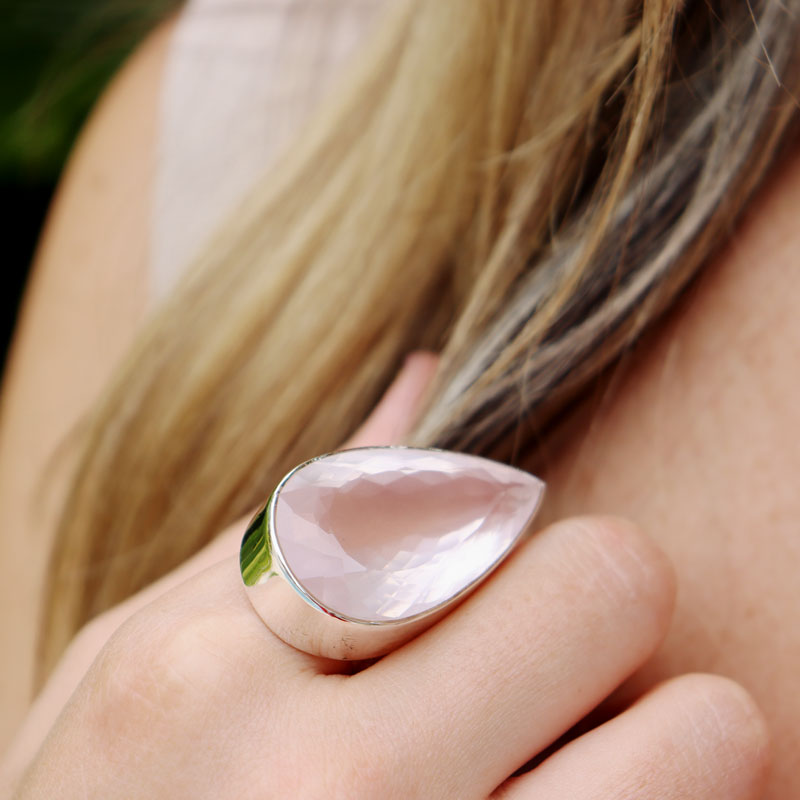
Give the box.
[273,448,545,622]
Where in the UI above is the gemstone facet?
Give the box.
[272,447,545,623]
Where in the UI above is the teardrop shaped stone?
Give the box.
[273,447,545,623]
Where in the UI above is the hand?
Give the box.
[2,355,769,798]
[1,352,441,783]
[7,514,769,799]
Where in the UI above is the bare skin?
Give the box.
[536,142,800,796]
[0,17,170,741]
[1,13,799,797]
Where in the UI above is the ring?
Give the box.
[239,446,545,659]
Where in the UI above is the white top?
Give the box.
[151,0,389,300]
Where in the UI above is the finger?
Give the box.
[9,558,348,799]
[345,350,439,447]
[3,556,319,788]
[494,674,770,800]
[347,516,675,800]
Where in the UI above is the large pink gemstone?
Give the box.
[273,448,545,622]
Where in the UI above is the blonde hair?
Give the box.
[40,0,800,678]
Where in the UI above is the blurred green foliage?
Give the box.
[1,0,179,182]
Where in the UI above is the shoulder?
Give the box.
[0,15,177,746]
[5,14,177,409]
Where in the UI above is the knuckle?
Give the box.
[671,673,771,776]
[556,515,675,617]
[86,623,161,743]
[89,608,246,737]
